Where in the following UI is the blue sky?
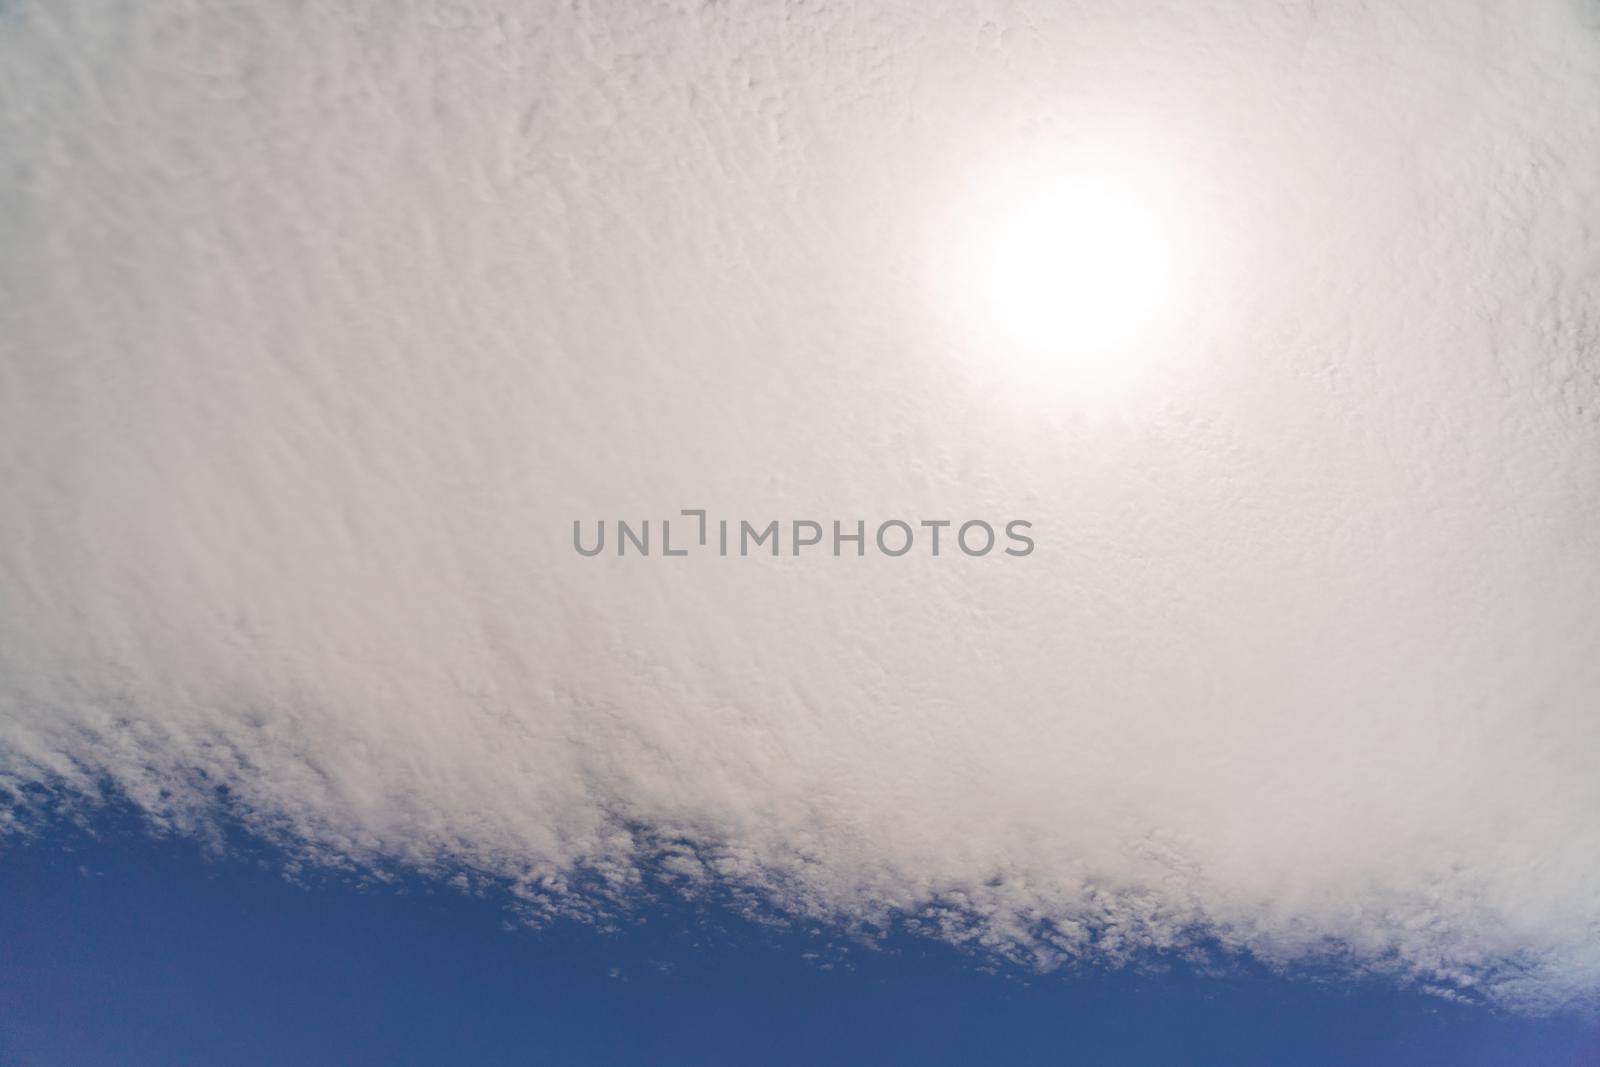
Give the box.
[3,812,1596,1066]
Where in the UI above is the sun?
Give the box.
[945,155,1188,401]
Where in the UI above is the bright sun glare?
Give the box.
[951,158,1187,400]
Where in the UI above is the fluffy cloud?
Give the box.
[3,0,1598,1012]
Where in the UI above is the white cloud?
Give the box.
[3,0,1599,1012]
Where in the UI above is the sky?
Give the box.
[3,0,1600,1061]
[4,813,1599,1066]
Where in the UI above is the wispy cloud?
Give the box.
[3,0,1598,1013]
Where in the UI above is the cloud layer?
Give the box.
[3,0,1599,1011]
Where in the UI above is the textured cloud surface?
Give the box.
[3,0,1599,1012]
